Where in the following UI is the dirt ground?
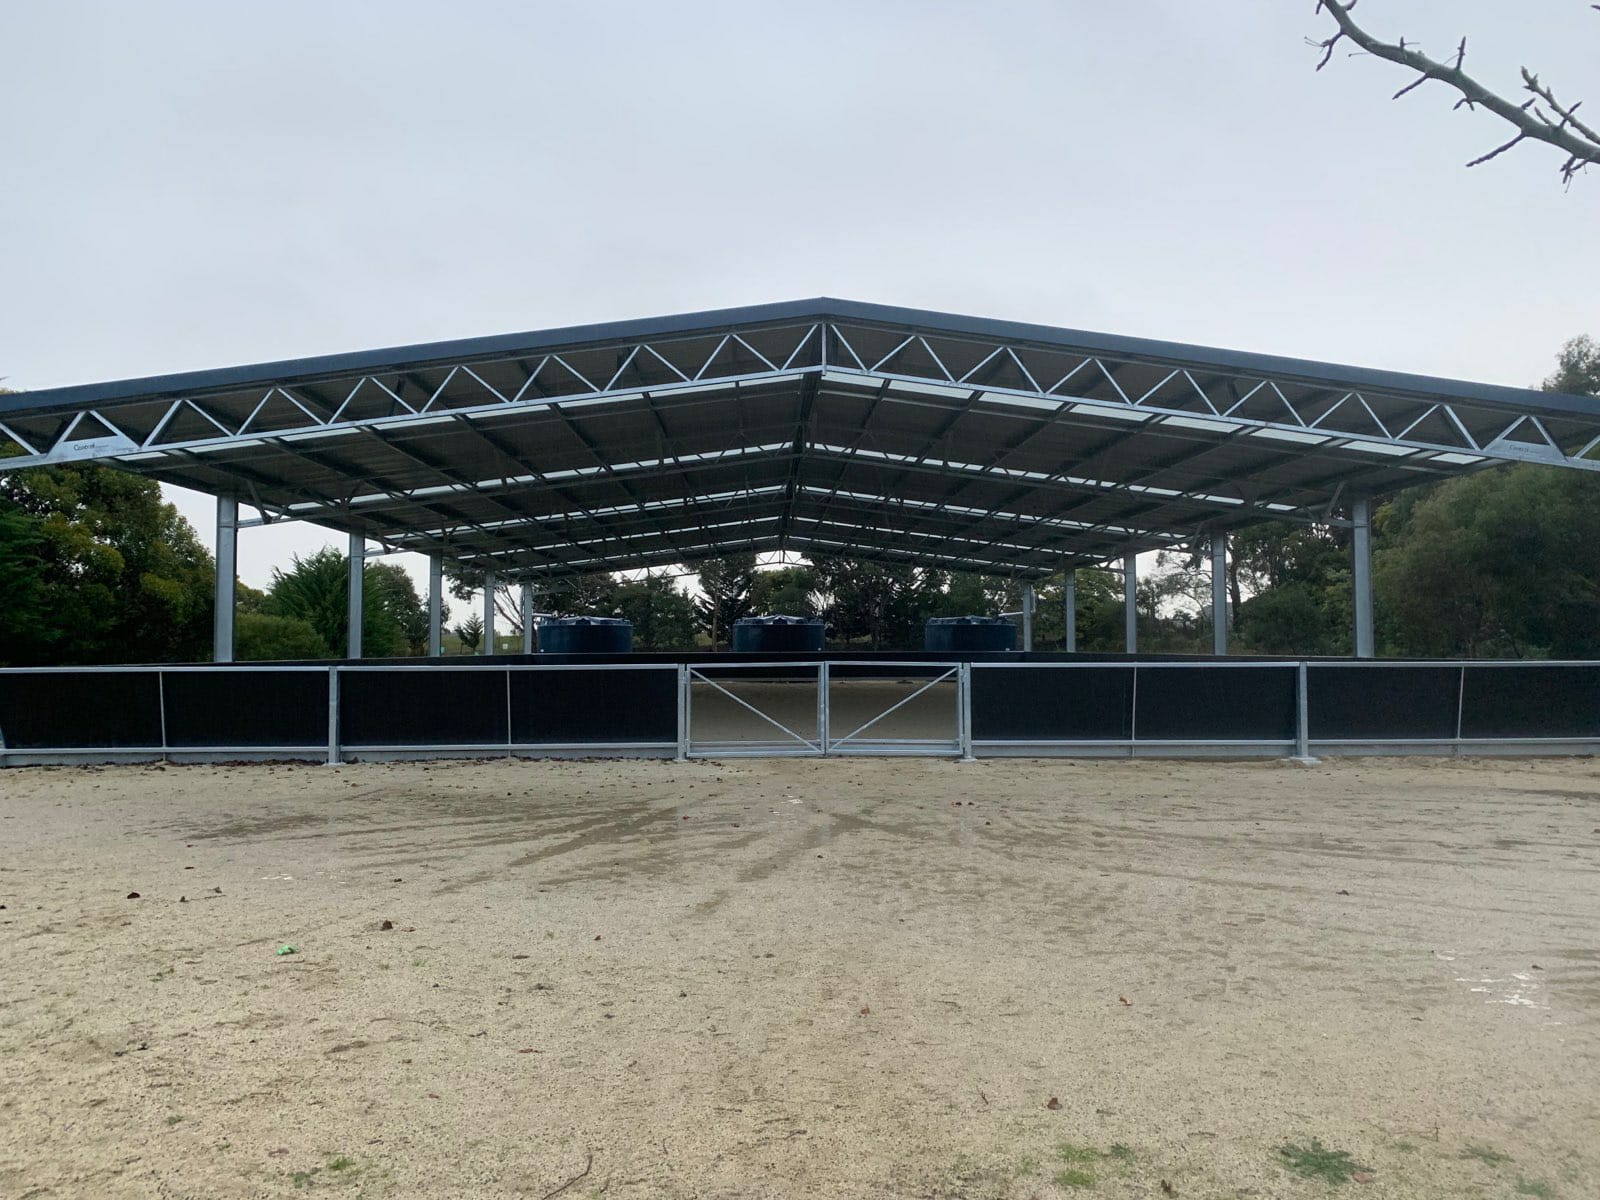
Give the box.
[2,757,1598,1199]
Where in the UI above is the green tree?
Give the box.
[749,565,817,616]
[264,549,347,651]
[808,556,943,649]
[0,464,214,665]
[367,561,430,655]
[606,573,698,650]
[541,572,620,615]
[1545,334,1600,400]
[1229,522,1353,656]
[445,565,519,638]
[0,504,49,665]
[236,612,329,661]
[455,612,484,653]
[1377,465,1600,658]
[947,568,1126,652]
[693,554,756,649]
[263,547,426,658]
[1371,336,1600,659]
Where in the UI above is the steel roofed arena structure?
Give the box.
[3,299,1600,765]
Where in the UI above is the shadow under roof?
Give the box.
[3,298,1597,581]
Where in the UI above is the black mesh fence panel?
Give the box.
[1133,667,1297,741]
[1308,666,1459,740]
[510,668,677,744]
[163,670,328,747]
[339,669,510,746]
[0,672,162,748]
[1460,665,1600,739]
[971,667,1133,741]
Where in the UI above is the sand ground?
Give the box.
[1,756,1598,1199]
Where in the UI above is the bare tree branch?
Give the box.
[1312,0,1600,184]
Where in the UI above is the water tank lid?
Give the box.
[536,616,631,627]
[926,615,1015,626]
[733,614,822,626]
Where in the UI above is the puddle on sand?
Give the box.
[1454,971,1546,1008]
[1437,950,1549,1009]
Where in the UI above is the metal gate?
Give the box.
[682,661,968,758]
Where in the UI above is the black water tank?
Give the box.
[731,615,824,653]
[535,616,633,654]
[924,616,1017,653]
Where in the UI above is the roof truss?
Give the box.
[3,299,1597,581]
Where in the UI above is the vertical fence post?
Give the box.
[675,664,689,762]
[953,662,966,755]
[157,669,169,761]
[817,662,830,754]
[1128,665,1139,756]
[1295,661,1310,759]
[326,665,341,766]
[1455,664,1467,751]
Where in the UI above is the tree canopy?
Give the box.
[242,547,432,660]
[0,464,214,666]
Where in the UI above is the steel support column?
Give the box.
[213,495,237,663]
[346,533,364,659]
[1211,532,1228,657]
[1352,497,1374,658]
[482,572,497,655]
[427,555,443,657]
[1123,554,1138,653]
[1064,570,1076,652]
[1021,583,1036,652]
[520,583,533,654]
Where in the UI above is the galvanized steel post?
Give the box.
[1021,583,1036,652]
[346,532,364,659]
[958,661,974,760]
[520,583,533,655]
[1295,661,1310,759]
[675,664,690,761]
[213,495,237,663]
[326,665,341,765]
[482,571,496,655]
[1352,497,1374,658]
[1211,531,1228,656]
[1123,554,1138,653]
[427,555,443,657]
[817,662,830,752]
[1064,570,1076,652]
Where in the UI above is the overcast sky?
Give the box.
[2,1,1595,594]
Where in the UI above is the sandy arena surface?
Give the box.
[2,756,1599,1199]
